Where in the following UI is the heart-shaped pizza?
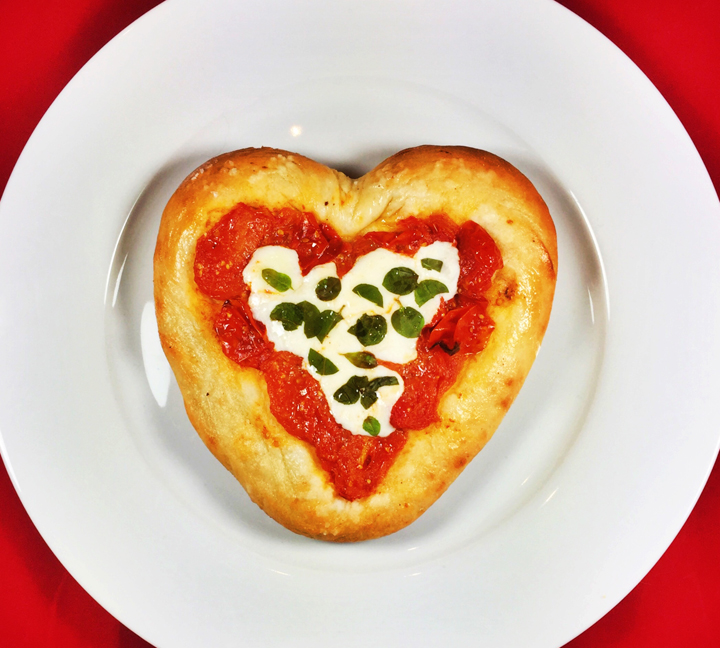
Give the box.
[154,145,557,541]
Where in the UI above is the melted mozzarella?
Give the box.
[243,242,459,437]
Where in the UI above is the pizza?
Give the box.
[153,145,557,541]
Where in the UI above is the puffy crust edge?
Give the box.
[154,146,557,541]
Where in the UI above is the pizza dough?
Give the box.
[154,146,557,541]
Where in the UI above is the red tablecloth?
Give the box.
[1,1,719,646]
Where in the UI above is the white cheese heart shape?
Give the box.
[243,242,460,437]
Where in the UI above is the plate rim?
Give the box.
[2,0,720,646]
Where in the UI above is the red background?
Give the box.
[1,1,719,646]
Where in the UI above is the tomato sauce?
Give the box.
[261,352,408,499]
[194,204,502,500]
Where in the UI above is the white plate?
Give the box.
[1,0,720,646]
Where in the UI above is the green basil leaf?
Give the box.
[307,349,339,376]
[414,279,449,307]
[382,267,418,295]
[261,268,292,292]
[316,309,343,342]
[333,375,369,405]
[352,283,383,307]
[297,301,321,338]
[334,374,399,409]
[348,313,387,346]
[366,375,400,392]
[360,376,399,409]
[363,416,381,436]
[391,306,425,338]
[315,276,341,301]
[341,351,378,369]
[269,302,304,330]
[421,258,444,272]
[360,390,379,409]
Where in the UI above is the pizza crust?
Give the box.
[154,146,557,541]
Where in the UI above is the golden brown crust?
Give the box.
[154,146,557,541]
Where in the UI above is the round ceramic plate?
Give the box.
[1,0,720,646]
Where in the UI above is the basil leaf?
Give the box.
[316,276,341,301]
[341,351,378,369]
[382,267,418,295]
[334,374,399,409]
[421,258,444,272]
[366,375,400,391]
[414,279,449,307]
[436,341,460,356]
[316,309,343,342]
[296,301,321,338]
[307,349,339,376]
[391,306,425,338]
[352,283,383,307]
[360,390,379,409]
[348,314,387,346]
[361,376,400,409]
[333,375,369,405]
[262,268,292,292]
[269,302,304,331]
[363,416,381,436]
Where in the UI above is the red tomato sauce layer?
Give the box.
[194,203,502,500]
